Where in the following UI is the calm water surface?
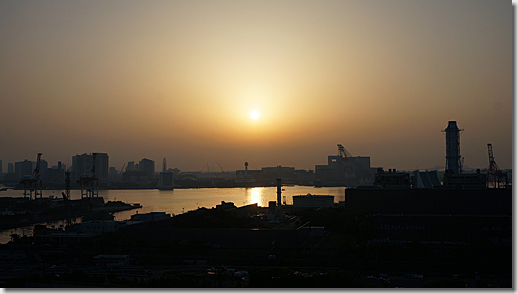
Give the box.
[0,186,346,243]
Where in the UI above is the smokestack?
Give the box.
[277,178,282,206]
[443,121,462,174]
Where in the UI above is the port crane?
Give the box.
[487,143,508,188]
[61,170,75,226]
[79,153,99,199]
[217,162,224,173]
[20,153,43,199]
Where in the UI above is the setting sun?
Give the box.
[250,111,260,120]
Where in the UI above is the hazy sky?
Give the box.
[0,0,513,172]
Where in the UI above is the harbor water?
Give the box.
[0,186,346,244]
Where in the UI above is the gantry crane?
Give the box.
[21,153,43,199]
[61,169,74,226]
[487,143,508,188]
[79,153,99,199]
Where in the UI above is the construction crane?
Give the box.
[487,143,508,188]
[217,162,224,173]
[119,163,126,176]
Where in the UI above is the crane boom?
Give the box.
[217,162,224,172]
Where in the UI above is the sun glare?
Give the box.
[250,111,260,120]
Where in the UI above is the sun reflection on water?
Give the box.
[246,187,265,206]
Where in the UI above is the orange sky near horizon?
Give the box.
[0,0,513,172]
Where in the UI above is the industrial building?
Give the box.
[372,168,411,188]
[411,170,442,189]
[157,171,174,189]
[315,144,374,187]
[157,158,174,189]
[344,121,512,214]
[292,194,334,208]
[441,121,488,187]
[344,187,511,215]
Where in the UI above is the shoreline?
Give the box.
[0,202,141,232]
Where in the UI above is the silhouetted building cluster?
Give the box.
[121,158,156,183]
[71,153,109,183]
[235,165,314,185]
[43,161,65,184]
[0,121,512,192]
[315,154,373,187]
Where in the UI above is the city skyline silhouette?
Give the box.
[0,0,512,172]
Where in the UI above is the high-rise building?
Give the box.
[38,159,48,179]
[109,167,119,180]
[139,158,155,178]
[72,153,92,181]
[95,153,109,182]
[72,153,109,182]
[44,161,65,184]
[15,160,33,180]
[127,161,135,172]
[7,163,14,174]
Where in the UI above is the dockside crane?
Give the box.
[33,152,43,198]
[79,153,99,199]
[217,162,224,173]
[62,169,74,226]
[487,143,508,188]
[33,153,42,181]
[21,153,43,199]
